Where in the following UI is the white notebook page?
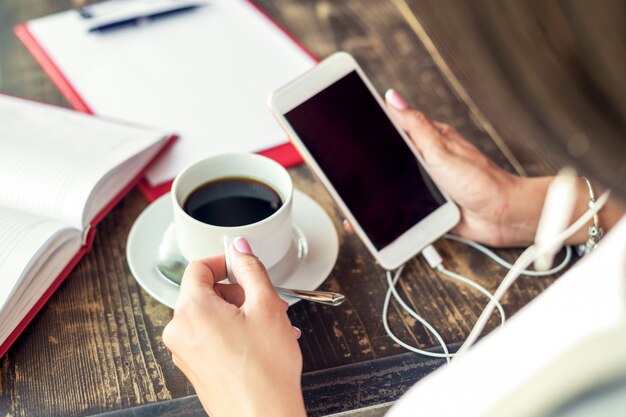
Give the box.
[0,205,82,346]
[0,95,169,229]
[27,0,315,186]
[0,206,78,314]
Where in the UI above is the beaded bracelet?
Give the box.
[576,177,604,256]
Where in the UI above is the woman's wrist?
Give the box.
[247,383,306,417]
[499,175,552,247]
[498,175,624,247]
[195,380,307,417]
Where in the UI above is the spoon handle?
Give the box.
[274,287,346,306]
[156,261,346,307]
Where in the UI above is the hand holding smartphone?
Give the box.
[269,52,460,269]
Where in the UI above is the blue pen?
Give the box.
[87,3,205,33]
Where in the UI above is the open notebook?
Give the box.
[15,0,316,200]
[0,94,175,357]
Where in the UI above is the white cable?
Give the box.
[422,244,506,328]
[443,234,573,277]
[382,247,507,362]
[455,190,611,358]
[382,266,453,362]
[436,265,506,326]
[382,189,609,360]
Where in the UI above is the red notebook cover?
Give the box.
[15,1,319,202]
[0,133,177,358]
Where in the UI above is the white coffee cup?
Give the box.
[171,153,294,270]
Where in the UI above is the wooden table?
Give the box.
[0,1,561,416]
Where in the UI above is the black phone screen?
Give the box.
[285,71,444,249]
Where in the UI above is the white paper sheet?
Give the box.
[27,0,315,185]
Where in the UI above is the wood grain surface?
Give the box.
[0,0,563,416]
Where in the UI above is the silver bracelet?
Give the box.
[576,177,604,256]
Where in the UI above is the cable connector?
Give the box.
[422,244,443,269]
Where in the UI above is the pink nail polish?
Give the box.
[233,236,253,254]
[292,326,302,339]
[385,88,408,110]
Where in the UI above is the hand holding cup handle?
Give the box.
[163,236,306,417]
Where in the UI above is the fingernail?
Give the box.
[342,219,353,234]
[292,326,302,339]
[233,236,253,254]
[385,88,408,110]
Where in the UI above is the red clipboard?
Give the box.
[15,1,319,202]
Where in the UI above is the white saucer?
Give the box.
[126,189,339,307]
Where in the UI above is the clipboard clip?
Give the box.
[80,0,207,33]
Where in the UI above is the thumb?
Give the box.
[229,237,276,305]
[384,89,445,158]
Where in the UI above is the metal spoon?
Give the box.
[157,259,346,306]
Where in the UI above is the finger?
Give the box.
[162,321,176,350]
[213,283,246,307]
[384,89,446,157]
[292,326,302,339]
[433,121,454,136]
[229,237,278,306]
[171,353,182,369]
[175,261,218,310]
[432,121,460,142]
[342,219,355,234]
[195,255,228,281]
[179,260,219,298]
[432,121,472,148]
[176,255,228,308]
[385,87,409,110]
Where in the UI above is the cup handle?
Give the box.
[223,236,236,284]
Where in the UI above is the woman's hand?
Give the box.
[383,89,625,246]
[340,88,557,247]
[162,237,306,417]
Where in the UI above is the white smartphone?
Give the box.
[269,52,460,270]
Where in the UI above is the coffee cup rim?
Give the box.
[171,153,293,230]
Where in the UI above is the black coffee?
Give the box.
[183,177,283,227]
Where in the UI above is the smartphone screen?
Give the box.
[285,70,445,250]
